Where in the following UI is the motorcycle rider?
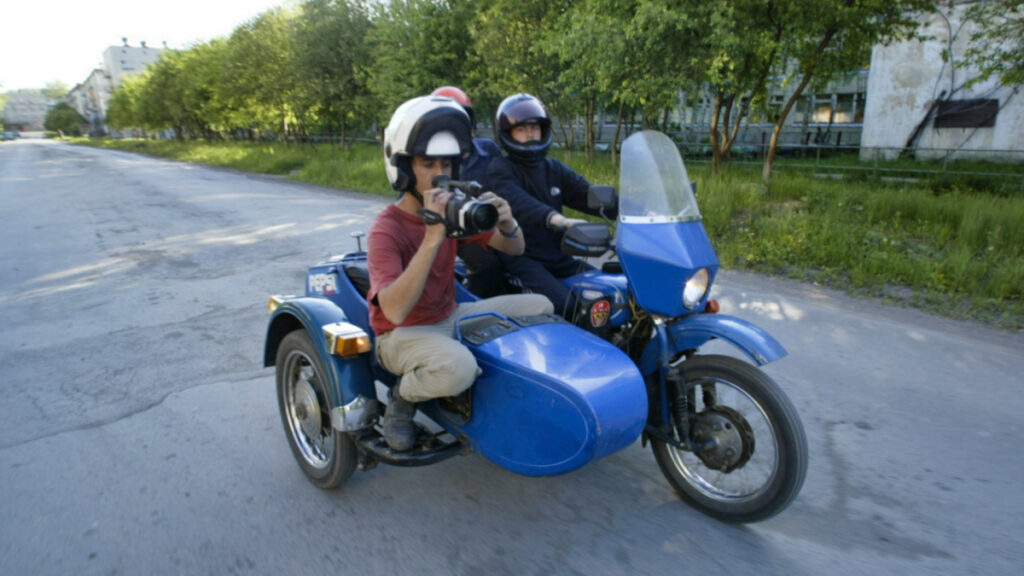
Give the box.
[431,86,502,184]
[431,86,508,298]
[368,95,553,452]
[487,93,617,314]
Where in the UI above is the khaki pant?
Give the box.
[376,294,553,402]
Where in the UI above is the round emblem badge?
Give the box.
[590,299,611,328]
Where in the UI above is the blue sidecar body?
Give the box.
[265,252,648,477]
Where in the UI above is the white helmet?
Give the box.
[383,96,473,192]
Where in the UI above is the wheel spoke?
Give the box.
[298,364,315,386]
[283,350,332,469]
[672,376,779,500]
[654,355,807,521]
[277,331,358,489]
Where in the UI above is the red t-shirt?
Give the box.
[367,203,494,335]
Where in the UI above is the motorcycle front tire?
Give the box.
[651,354,807,523]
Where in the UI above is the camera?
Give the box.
[431,175,499,237]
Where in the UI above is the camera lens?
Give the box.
[469,202,498,232]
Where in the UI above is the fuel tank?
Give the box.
[448,314,647,477]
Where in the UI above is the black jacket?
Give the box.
[488,155,605,265]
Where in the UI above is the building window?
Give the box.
[934,99,998,128]
[833,92,865,124]
[812,94,835,123]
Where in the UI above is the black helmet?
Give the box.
[495,93,552,163]
[383,96,473,192]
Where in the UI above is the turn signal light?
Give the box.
[267,295,288,314]
[323,322,372,357]
[704,299,720,314]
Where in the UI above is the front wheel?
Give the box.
[651,355,807,523]
[276,330,357,489]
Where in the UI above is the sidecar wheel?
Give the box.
[651,355,807,523]
[276,330,357,489]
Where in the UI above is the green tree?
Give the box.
[221,7,302,138]
[366,0,479,121]
[106,74,144,133]
[135,50,194,138]
[179,40,233,139]
[622,0,694,130]
[964,0,1024,87]
[686,0,784,172]
[44,102,86,136]
[544,0,631,161]
[295,0,374,143]
[470,0,567,116]
[760,0,935,185]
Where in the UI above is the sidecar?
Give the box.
[264,246,648,486]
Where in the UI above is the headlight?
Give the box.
[682,268,710,310]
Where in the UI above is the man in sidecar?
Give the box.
[487,93,617,315]
[368,95,553,452]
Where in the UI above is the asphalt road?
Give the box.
[2,139,1023,576]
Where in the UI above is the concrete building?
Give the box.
[103,42,163,88]
[861,1,1024,161]
[69,69,114,137]
[68,41,163,136]
[1,90,51,131]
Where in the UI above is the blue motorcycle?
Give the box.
[264,130,807,522]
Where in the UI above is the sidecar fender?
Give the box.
[639,313,787,373]
[264,297,376,430]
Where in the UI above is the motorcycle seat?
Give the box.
[343,262,371,298]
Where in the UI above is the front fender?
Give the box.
[264,297,375,421]
[639,313,787,374]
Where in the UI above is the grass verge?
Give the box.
[72,137,1024,331]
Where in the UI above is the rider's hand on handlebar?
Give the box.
[548,213,587,232]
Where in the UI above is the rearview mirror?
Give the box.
[587,185,616,211]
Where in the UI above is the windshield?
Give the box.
[619,130,700,222]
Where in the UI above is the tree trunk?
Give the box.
[611,100,624,167]
[763,71,814,186]
[900,91,946,158]
[762,26,837,185]
[584,97,595,163]
[727,97,749,152]
[550,103,573,161]
[710,93,724,173]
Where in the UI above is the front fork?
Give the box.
[641,318,715,452]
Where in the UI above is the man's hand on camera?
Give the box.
[421,187,451,226]
[479,192,513,227]
[420,187,452,242]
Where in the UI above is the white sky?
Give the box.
[1,0,291,92]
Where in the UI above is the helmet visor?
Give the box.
[501,98,550,128]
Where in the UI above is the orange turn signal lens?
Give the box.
[704,299,720,314]
[267,295,288,314]
[323,322,372,357]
